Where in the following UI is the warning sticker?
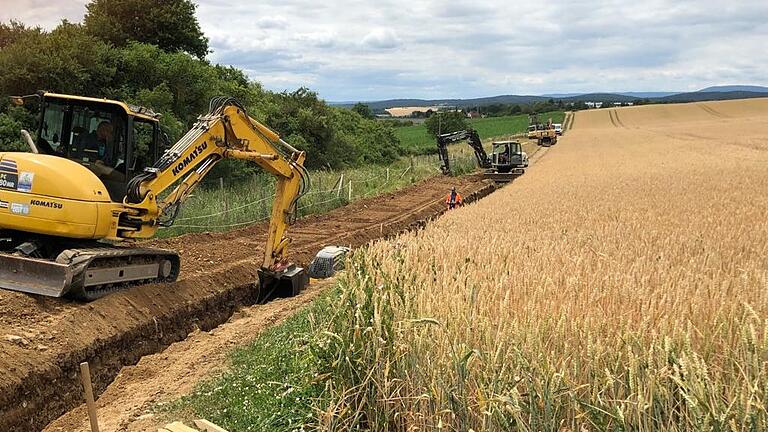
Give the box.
[10,203,29,215]
[17,172,34,193]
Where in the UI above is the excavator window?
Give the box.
[39,100,66,153]
[34,96,136,201]
[130,118,156,174]
[69,106,124,164]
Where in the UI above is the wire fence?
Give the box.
[158,150,479,236]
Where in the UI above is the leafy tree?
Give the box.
[425,111,469,138]
[84,0,209,58]
[0,21,40,49]
[114,42,218,121]
[0,100,37,151]
[329,108,402,165]
[0,113,26,151]
[352,103,373,119]
[0,21,116,96]
[265,88,355,169]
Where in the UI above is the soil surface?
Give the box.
[0,171,495,431]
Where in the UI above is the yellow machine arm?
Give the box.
[122,97,309,271]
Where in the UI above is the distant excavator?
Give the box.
[527,113,558,146]
[436,129,527,183]
[0,91,310,300]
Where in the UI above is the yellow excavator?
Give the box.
[0,91,309,300]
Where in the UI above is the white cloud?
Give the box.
[256,16,288,29]
[361,28,401,50]
[3,0,768,100]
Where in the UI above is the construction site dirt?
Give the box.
[0,172,495,431]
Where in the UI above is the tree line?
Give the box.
[0,0,403,175]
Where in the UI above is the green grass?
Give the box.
[393,124,434,155]
[158,150,478,238]
[160,296,331,431]
[393,111,565,155]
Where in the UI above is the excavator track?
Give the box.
[58,247,181,301]
[0,246,180,300]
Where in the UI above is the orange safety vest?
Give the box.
[445,191,463,206]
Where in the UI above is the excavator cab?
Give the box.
[15,92,165,202]
[491,141,527,173]
[483,140,527,184]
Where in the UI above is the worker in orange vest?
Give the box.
[445,186,463,209]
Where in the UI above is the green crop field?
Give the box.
[394,111,565,155]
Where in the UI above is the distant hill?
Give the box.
[332,85,768,111]
[617,91,679,98]
[656,91,768,102]
[544,91,678,98]
[697,85,768,93]
[332,94,549,110]
[541,93,584,98]
[560,93,641,103]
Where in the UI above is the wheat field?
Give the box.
[313,99,768,431]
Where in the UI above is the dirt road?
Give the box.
[0,173,495,431]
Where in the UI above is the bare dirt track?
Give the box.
[0,173,495,432]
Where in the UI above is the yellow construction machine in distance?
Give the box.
[527,113,558,146]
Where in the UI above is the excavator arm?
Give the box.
[436,129,490,175]
[121,97,309,282]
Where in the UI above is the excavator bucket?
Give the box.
[0,254,72,298]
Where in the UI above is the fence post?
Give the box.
[79,362,100,432]
[348,180,352,201]
[219,178,228,223]
[386,168,390,183]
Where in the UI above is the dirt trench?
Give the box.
[0,173,495,432]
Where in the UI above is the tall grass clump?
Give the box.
[312,237,767,431]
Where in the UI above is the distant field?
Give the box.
[394,111,565,154]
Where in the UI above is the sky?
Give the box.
[3,0,768,101]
